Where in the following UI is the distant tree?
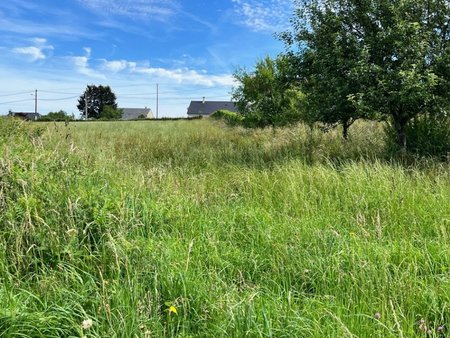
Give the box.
[77,85,118,119]
[100,106,123,120]
[232,55,305,128]
[283,0,450,148]
[40,110,73,121]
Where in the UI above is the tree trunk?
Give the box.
[393,116,408,152]
[342,118,353,141]
[343,122,349,140]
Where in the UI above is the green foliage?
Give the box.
[232,55,305,128]
[284,0,450,147]
[40,110,74,121]
[77,85,118,119]
[210,109,244,126]
[280,2,366,139]
[385,115,450,159]
[100,105,123,120]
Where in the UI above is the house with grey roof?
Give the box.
[120,107,153,120]
[8,111,41,121]
[187,98,237,117]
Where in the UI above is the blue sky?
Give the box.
[0,0,294,117]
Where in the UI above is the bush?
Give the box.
[100,106,123,120]
[39,110,74,122]
[385,115,450,159]
[210,109,244,126]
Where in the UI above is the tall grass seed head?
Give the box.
[419,319,427,332]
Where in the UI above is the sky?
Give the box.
[0,0,294,118]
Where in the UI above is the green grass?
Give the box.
[0,117,449,337]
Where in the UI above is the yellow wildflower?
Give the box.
[169,305,177,315]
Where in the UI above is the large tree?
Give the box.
[232,55,305,128]
[285,0,450,148]
[77,85,118,119]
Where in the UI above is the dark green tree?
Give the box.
[232,55,305,128]
[284,0,450,148]
[77,85,118,119]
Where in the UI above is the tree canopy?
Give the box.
[283,0,450,147]
[232,56,305,128]
[77,85,118,120]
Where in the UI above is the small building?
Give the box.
[120,107,154,120]
[187,98,238,117]
[7,111,41,121]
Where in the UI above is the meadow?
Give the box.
[0,117,449,337]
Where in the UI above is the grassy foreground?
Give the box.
[0,118,449,337]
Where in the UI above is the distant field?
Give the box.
[0,118,449,337]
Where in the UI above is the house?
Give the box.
[120,107,154,120]
[187,98,238,117]
[8,111,41,121]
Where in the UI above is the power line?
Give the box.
[0,91,33,98]
[39,90,80,95]
[0,98,33,105]
[40,95,79,101]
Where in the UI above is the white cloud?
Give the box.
[78,0,180,20]
[12,38,54,61]
[101,60,129,72]
[13,46,46,60]
[67,52,233,87]
[68,48,105,79]
[232,0,294,32]
[83,47,92,57]
[132,66,235,86]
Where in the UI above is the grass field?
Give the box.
[0,118,449,337]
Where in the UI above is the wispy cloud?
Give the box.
[68,51,233,86]
[132,66,234,86]
[78,0,180,20]
[232,0,294,32]
[0,2,100,39]
[68,47,105,79]
[101,59,135,72]
[12,38,54,61]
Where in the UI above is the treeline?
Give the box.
[229,0,450,156]
[39,110,75,121]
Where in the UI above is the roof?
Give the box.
[187,101,238,116]
[8,112,41,120]
[120,108,153,120]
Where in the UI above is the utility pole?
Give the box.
[34,89,38,115]
[156,83,159,119]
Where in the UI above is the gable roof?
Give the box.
[187,101,238,116]
[8,111,41,120]
[120,108,153,120]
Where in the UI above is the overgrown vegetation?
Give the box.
[232,0,450,156]
[0,117,449,337]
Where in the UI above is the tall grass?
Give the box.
[0,117,449,337]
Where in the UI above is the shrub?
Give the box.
[385,115,450,159]
[39,110,74,122]
[210,109,244,126]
